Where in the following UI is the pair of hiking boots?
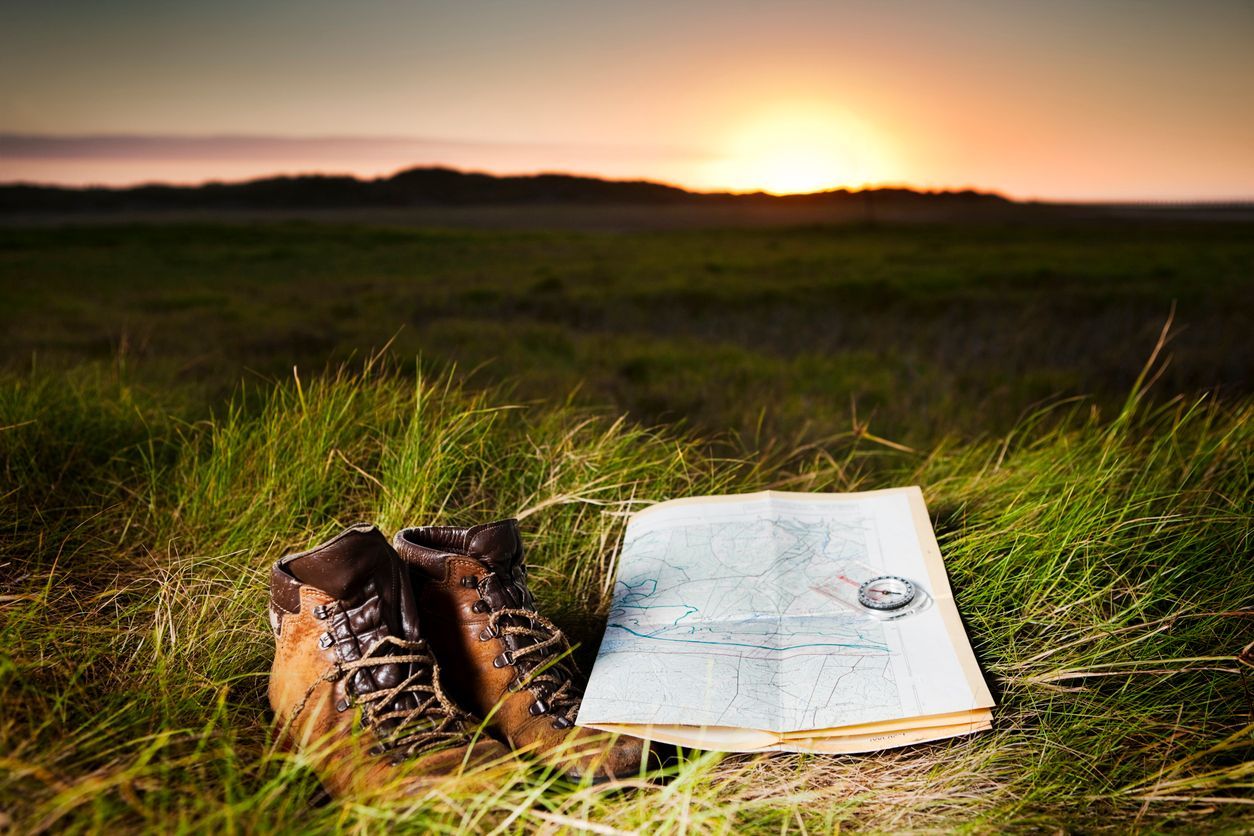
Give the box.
[268,519,644,797]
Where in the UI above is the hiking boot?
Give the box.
[268,524,508,799]
[392,519,647,781]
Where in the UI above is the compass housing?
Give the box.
[857,575,917,611]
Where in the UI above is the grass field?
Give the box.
[3,219,1251,443]
[1,218,1252,831]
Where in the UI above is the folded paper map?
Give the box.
[576,487,994,753]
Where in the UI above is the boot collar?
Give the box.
[274,522,384,602]
[271,522,422,645]
[393,519,522,579]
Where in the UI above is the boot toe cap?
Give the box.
[558,728,650,782]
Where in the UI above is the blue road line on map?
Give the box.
[615,603,700,626]
[606,623,889,653]
[616,577,701,626]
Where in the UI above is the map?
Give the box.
[577,488,994,749]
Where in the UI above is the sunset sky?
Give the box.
[2,0,1252,200]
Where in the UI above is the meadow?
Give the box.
[3,219,1251,443]
[1,217,1251,832]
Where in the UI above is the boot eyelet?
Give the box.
[318,633,334,649]
[460,576,477,588]
[492,650,514,668]
[478,626,496,641]
[335,698,352,712]
[471,600,489,614]
[312,604,329,620]
[529,698,549,716]
[552,716,573,730]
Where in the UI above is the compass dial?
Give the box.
[857,575,916,611]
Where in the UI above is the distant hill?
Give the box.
[0,166,1011,213]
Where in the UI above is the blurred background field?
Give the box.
[3,216,1250,444]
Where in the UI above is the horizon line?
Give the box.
[2,133,1253,205]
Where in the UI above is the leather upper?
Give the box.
[268,525,505,795]
[274,525,421,727]
[395,521,546,693]
[394,520,647,779]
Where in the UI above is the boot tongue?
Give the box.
[463,519,539,624]
[464,522,575,703]
[464,519,523,574]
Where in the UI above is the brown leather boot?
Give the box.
[268,524,508,799]
[392,519,647,781]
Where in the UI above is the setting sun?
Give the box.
[697,104,897,195]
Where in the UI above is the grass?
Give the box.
[2,220,1252,444]
[0,217,1251,830]
[1,352,1250,832]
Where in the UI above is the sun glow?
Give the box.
[698,104,895,195]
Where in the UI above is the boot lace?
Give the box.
[290,634,475,759]
[486,607,583,726]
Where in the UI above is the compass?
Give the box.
[856,575,917,611]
